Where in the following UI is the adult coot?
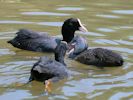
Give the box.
[8,18,87,52]
[68,38,124,67]
[75,48,124,67]
[29,41,68,93]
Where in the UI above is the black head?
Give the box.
[62,18,88,43]
[55,41,68,65]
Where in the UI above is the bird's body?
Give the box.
[8,18,88,53]
[75,48,124,67]
[8,29,60,52]
[68,35,88,58]
[30,56,68,82]
[29,41,69,92]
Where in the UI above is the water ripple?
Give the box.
[21,12,71,16]
[94,38,133,46]
[96,14,120,19]
[112,26,133,30]
[37,22,63,27]
[78,31,105,36]
[0,90,34,100]
[57,7,85,11]
[89,46,133,54]
[87,92,104,99]
[112,10,133,15]
[63,73,133,97]
[0,60,35,85]
[129,36,133,40]
[97,28,115,32]
[114,40,133,45]
[94,39,119,45]
[0,20,33,24]
[6,60,35,65]
[109,92,133,100]
[0,49,15,56]
[99,47,133,54]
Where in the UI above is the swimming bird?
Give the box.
[75,48,124,67]
[7,18,88,52]
[68,38,124,67]
[29,41,68,93]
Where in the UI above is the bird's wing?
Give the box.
[16,29,49,39]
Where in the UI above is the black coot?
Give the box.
[29,41,68,93]
[8,18,88,52]
[68,37,124,67]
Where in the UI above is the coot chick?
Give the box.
[8,18,87,52]
[29,41,68,93]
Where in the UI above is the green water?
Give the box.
[0,0,133,100]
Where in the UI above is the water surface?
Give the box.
[0,0,133,100]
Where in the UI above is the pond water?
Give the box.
[0,0,133,100]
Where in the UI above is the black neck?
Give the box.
[62,25,75,43]
[54,42,67,66]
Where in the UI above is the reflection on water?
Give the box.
[0,20,34,24]
[0,49,15,56]
[0,60,35,86]
[21,12,71,16]
[109,92,133,100]
[97,28,115,32]
[57,7,85,11]
[96,14,120,19]
[78,31,105,36]
[0,0,133,100]
[37,22,63,27]
[114,40,133,45]
[112,10,133,14]
[0,90,35,100]
[94,39,119,45]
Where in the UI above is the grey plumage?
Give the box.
[75,48,124,67]
[29,41,68,83]
[8,29,59,52]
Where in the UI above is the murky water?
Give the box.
[0,0,133,100]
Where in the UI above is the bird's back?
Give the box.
[75,48,123,66]
[8,29,58,52]
[31,56,68,81]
